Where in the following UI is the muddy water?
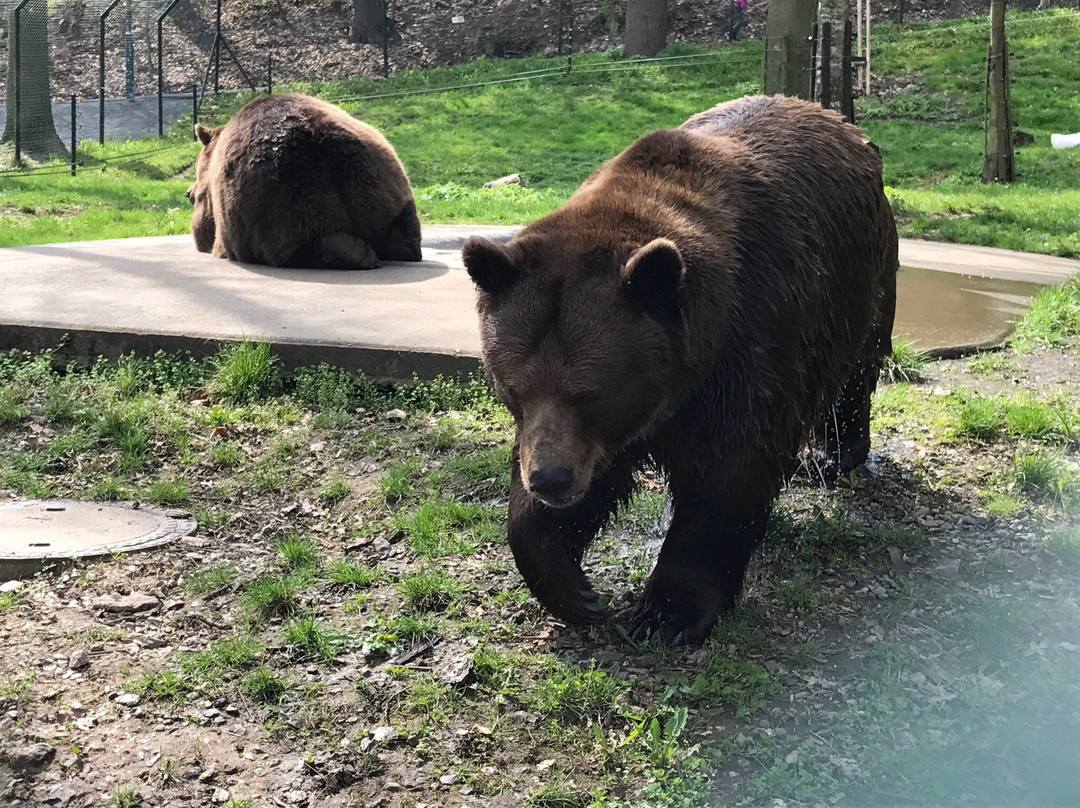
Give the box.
[894,267,1043,356]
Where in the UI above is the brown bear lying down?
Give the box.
[187,93,421,269]
[463,95,899,644]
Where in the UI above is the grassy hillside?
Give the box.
[1,10,1078,254]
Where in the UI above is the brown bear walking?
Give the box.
[463,95,898,644]
[187,93,422,269]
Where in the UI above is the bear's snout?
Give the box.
[528,465,575,501]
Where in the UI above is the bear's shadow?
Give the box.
[233,258,450,286]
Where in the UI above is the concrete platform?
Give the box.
[0,225,1076,379]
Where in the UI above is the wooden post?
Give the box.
[840,17,854,123]
[981,0,1014,182]
[762,0,818,99]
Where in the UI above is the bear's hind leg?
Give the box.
[628,496,770,645]
[310,232,381,270]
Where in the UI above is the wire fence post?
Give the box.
[382,0,389,78]
[841,17,854,123]
[98,0,121,145]
[70,95,77,176]
[192,85,198,137]
[157,0,181,137]
[13,0,26,166]
[267,56,273,94]
[124,0,134,100]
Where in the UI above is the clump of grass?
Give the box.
[528,660,627,720]
[283,613,347,662]
[239,666,288,704]
[527,784,590,808]
[144,477,190,504]
[392,498,499,556]
[1011,449,1079,507]
[379,456,426,504]
[275,535,322,571]
[106,786,142,808]
[965,351,1020,377]
[317,475,350,503]
[397,568,464,612]
[242,572,309,619]
[1011,277,1080,351]
[881,337,929,384]
[1004,399,1062,440]
[327,560,386,588]
[183,564,237,596]
[775,573,829,612]
[0,387,27,423]
[208,342,281,404]
[88,475,132,501]
[956,393,1004,441]
[0,590,20,612]
[212,442,244,466]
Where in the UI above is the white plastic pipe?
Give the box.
[1051,132,1080,149]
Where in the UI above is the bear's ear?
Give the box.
[462,237,520,294]
[620,238,685,307]
[194,123,221,146]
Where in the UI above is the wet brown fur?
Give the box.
[187,93,421,269]
[463,95,899,644]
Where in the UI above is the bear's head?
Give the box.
[463,235,686,507]
[187,123,223,253]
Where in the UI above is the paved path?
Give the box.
[0,226,1076,380]
[0,95,193,144]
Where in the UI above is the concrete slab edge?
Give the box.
[0,324,484,383]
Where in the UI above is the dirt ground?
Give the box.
[0,336,1077,807]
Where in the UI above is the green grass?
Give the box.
[106,786,142,808]
[183,564,238,596]
[1010,449,1079,508]
[282,613,347,662]
[208,342,282,404]
[327,560,387,588]
[1011,276,1080,350]
[274,535,322,571]
[3,13,1079,255]
[397,567,465,612]
[881,337,929,384]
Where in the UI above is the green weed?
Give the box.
[106,787,142,808]
[327,561,387,588]
[965,351,1021,377]
[529,660,627,721]
[275,535,322,571]
[242,572,310,618]
[881,337,929,384]
[1011,276,1080,350]
[239,666,288,704]
[1011,449,1079,507]
[956,393,1004,441]
[144,477,190,504]
[1042,523,1080,560]
[209,342,281,404]
[392,498,499,555]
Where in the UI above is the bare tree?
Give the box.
[981,0,1013,182]
[350,0,385,45]
[2,1,68,160]
[625,0,668,56]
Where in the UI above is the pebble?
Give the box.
[212,787,231,803]
[91,593,160,613]
[371,725,396,743]
[385,409,407,421]
[114,692,141,707]
[4,742,55,772]
[68,649,91,670]
[0,580,23,594]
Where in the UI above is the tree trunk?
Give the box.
[350,0,385,45]
[981,0,1014,183]
[816,0,850,112]
[3,1,68,161]
[762,0,818,99]
[624,0,668,56]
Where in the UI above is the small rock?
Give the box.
[4,742,56,772]
[0,580,23,594]
[92,593,159,613]
[68,650,91,671]
[385,409,406,422]
[371,726,397,743]
[212,787,231,803]
[198,767,217,783]
[114,692,141,707]
[439,772,459,785]
[284,790,309,806]
[483,173,523,188]
[310,442,325,453]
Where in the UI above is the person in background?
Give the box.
[729,0,748,40]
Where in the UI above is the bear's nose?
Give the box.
[529,465,575,499]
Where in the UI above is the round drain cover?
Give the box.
[0,499,196,578]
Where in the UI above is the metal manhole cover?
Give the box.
[0,499,196,578]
